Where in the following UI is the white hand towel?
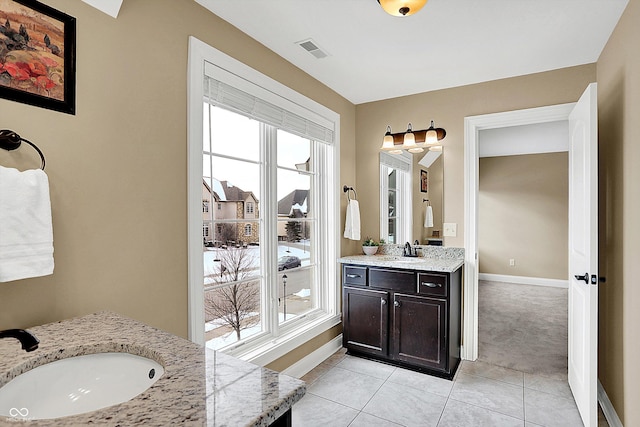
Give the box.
[424,205,434,228]
[343,199,361,241]
[0,166,54,282]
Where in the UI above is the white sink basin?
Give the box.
[0,352,164,420]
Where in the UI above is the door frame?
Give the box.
[462,102,575,361]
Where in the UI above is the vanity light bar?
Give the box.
[380,121,446,154]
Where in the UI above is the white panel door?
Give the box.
[568,82,598,427]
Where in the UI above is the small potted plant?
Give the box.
[362,237,379,255]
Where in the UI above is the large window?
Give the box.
[380,152,412,244]
[188,37,340,364]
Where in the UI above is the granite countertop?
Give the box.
[338,245,464,273]
[0,312,305,426]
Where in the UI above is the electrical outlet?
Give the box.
[443,223,457,237]
[509,259,516,267]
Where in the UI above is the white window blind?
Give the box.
[204,69,334,145]
[380,151,412,172]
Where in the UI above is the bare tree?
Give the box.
[205,247,259,340]
[215,223,238,246]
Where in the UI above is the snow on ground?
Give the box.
[203,242,311,285]
[294,289,311,298]
[203,242,312,349]
[205,312,298,350]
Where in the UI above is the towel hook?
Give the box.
[343,185,357,202]
[423,198,431,206]
[0,130,46,170]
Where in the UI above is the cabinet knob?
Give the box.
[381,298,387,305]
[394,301,400,307]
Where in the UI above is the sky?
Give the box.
[203,106,312,201]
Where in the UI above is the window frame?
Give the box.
[187,37,341,366]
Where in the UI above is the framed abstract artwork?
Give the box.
[420,169,428,192]
[0,0,76,114]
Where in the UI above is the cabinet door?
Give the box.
[392,294,447,371]
[343,286,389,357]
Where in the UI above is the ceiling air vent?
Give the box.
[296,39,329,59]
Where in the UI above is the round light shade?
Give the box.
[424,120,437,144]
[425,129,438,145]
[380,126,395,149]
[402,123,416,148]
[378,0,427,16]
[381,134,395,149]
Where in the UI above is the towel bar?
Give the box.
[0,129,46,170]
[343,185,357,201]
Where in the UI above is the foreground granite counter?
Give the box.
[339,245,464,273]
[0,312,305,426]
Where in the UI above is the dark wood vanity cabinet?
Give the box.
[342,264,462,379]
[343,286,389,358]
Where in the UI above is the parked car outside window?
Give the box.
[278,256,301,271]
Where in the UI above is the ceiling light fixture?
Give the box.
[377,0,427,17]
[380,120,446,154]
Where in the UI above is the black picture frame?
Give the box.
[0,0,76,114]
[420,169,428,192]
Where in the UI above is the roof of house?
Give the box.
[203,178,258,203]
[278,189,309,217]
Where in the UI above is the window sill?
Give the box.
[231,313,342,367]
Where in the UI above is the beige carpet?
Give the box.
[478,280,568,377]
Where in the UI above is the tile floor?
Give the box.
[293,349,608,427]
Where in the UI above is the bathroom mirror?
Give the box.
[415,148,443,245]
[379,148,444,246]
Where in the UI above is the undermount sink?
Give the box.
[0,352,164,420]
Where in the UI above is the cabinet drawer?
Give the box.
[417,273,448,297]
[369,268,416,293]
[343,266,367,286]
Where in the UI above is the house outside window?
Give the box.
[244,224,252,236]
[247,202,254,214]
[203,200,210,213]
[203,224,210,238]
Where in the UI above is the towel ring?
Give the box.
[0,129,46,170]
[343,185,357,201]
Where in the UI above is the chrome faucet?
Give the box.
[403,241,418,257]
[0,329,39,352]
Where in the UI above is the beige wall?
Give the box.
[596,0,640,424]
[0,0,353,364]
[355,64,596,248]
[478,153,568,279]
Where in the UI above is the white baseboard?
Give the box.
[281,334,343,378]
[478,273,568,289]
[598,379,623,427]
